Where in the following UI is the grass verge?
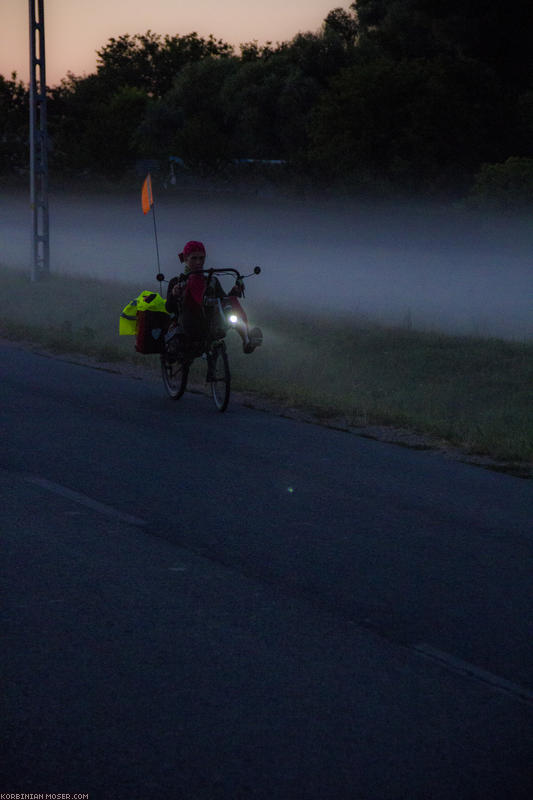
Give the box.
[1,264,531,467]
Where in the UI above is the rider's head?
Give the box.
[179,240,206,272]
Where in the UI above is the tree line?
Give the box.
[1,0,532,201]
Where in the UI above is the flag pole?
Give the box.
[151,197,161,275]
[142,173,161,285]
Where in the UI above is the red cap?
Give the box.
[179,240,206,262]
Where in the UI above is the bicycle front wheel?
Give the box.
[161,354,189,400]
[210,344,231,412]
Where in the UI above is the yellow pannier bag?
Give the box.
[119,300,138,335]
[119,290,169,335]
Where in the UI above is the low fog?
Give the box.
[2,186,532,340]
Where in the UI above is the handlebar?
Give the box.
[156,266,261,283]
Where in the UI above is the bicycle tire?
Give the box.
[210,344,231,412]
[161,354,189,400]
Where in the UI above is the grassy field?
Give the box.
[1,264,531,467]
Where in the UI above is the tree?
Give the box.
[9,3,529,194]
[308,55,507,194]
[96,31,234,97]
[221,58,296,159]
[229,29,353,161]
[302,1,531,194]
[91,86,150,173]
[280,31,352,86]
[48,30,235,173]
[468,157,533,210]
[50,75,149,173]
[0,72,29,172]
[133,97,184,161]
[323,7,359,48]
[161,57,240,173]
[352,0,533,88]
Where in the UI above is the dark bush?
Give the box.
[468,157,533,210]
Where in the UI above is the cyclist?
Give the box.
[165,240,261,354]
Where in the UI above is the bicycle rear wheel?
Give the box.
[209,344,230,412]
[161,354,189,400]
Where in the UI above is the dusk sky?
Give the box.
[2,0,345,86]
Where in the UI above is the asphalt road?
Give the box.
[1,341,532,800]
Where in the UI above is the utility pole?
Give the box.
[29,0,49,280]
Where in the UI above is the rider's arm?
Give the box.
[165,275,185,313]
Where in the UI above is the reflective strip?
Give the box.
[120,312,137,320]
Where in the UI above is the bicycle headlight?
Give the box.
[229,314,239,325]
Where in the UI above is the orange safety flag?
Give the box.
[141,173,153,215]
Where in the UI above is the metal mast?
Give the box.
[29,0,49,280]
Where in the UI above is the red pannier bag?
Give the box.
[135,310,170,354]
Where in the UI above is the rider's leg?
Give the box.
[164,316,184,357]
[180,306,208,352]
[224,297,263,353]
[165,306,207,357]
